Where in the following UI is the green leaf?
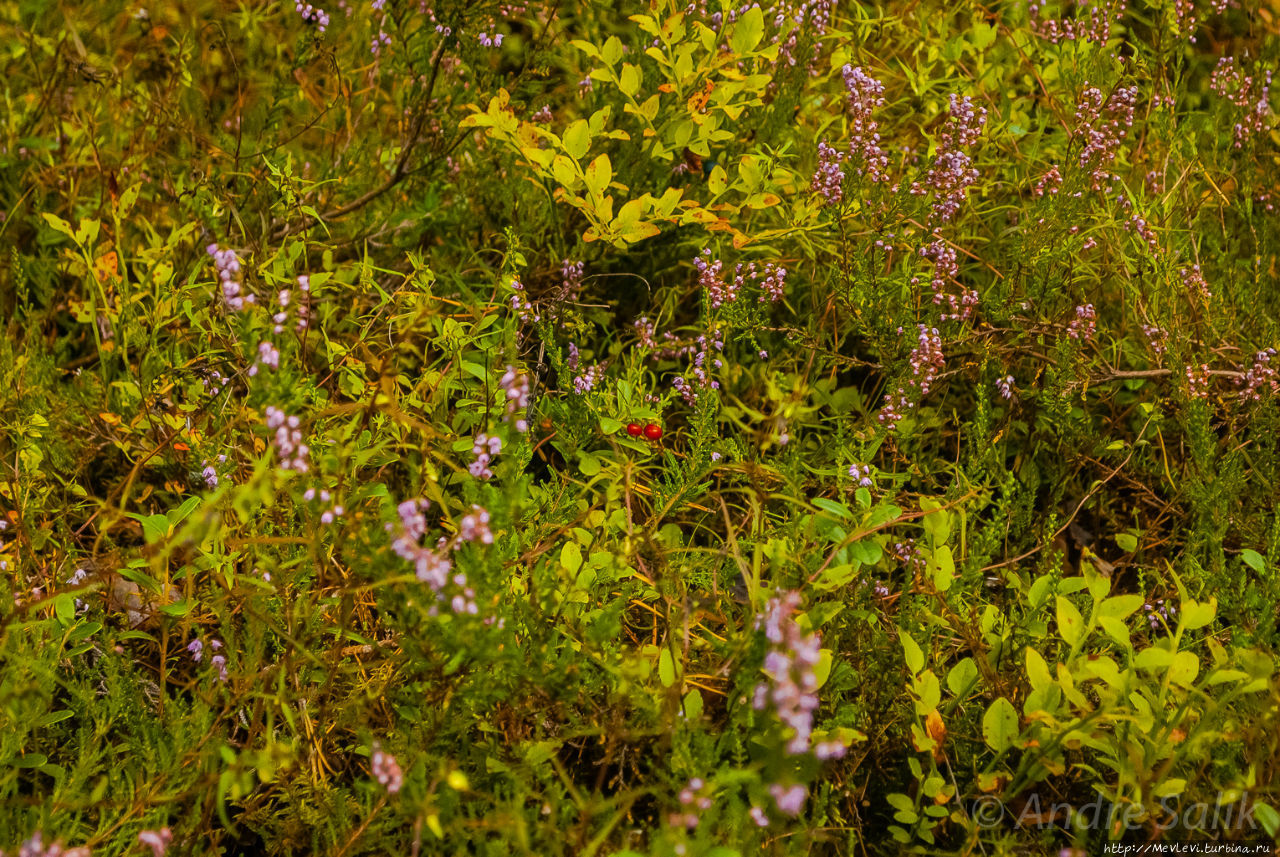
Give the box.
[1180,598,1216,631]
[1025,647,1052,691]
[682,688,703,719]
[982,697,1019,752]
[899,630,925,675]
[658,647,676,687]
[946,657,978,696]
[560,542,583,574]
[814,649,834,689]
[1056,596,1085,648]
[1241,549,1265,573]
[563,120,591,160]
[584,153,612,198]
[1169,651,1200,687]
[729,6,765,53]
[1098,594,1143,620]
[1115,533,1138,552]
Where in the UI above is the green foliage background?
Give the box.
[1,0,1279,853]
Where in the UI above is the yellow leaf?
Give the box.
[99,412,121,426]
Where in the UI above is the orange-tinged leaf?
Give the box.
[99,412,121,426]
[925,709,946,744]
[93,250,119,282]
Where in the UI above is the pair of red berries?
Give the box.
[625,422,663,441]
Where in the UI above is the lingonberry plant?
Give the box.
[2,0,1279,854]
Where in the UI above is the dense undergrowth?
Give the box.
[2,0,1280,854]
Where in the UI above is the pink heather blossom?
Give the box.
[1073,83,1138,192]
[499,365,530,431]
[371,744,403,794]
[841,66,890,183]
[754,592,822,757]
[811,140,845,205]
[768,782,808,816]
[207,244,252,311]
[137,829,171,857]
[911,94,987,224]
[1067,304,1097,341]
[1240,348,1278,401]
[294,1,330,31]
[265,407,309,473]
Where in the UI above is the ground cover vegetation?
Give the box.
[2,0,1280,853]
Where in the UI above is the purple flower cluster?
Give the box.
[294,1,330,32]
[1029,0,1125,45]
[879,325,945,430]
[508,278,540,323]
[9,833,90,857]
[567,343,604,394]
[1033,164,1063,198]
[695,250,732,308]
[1210,57,1273,148]
[911,94,987,224]
[917,239,976,321]
[249,341,279,377]
[302,487,344,524]
[499,365,530,432]
[672,331,724,405]
[388,499,493,614]
[477,31,504,48]
[1073,83,1138,192]
[265,407,309,473]
[811,140,845,206]
[848,463,874,488]
[1067,304,1097,341]
[370,29,392,55]
[1143,598,1177,630]
[1186,363,1212,399]
[137,829,171,857]
[668,777,714,830]
[273,278,311,333]
[560,259,585,301]
[207,244,253,311]
[1142,324,1167,358]
[1181,265,1211,301]
[1240,348,1278,401]
[187,637,227,681]
[768,782,808,816]
[469,433,502,479]
[753,592,824,757]
[371,743,404,794]
[996,375,1016,400]
[840,66,890,183]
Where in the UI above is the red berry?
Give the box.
[644,423,663,441]
[625,423,642,436]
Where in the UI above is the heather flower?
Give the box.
[265,407,309,473]
[841,66,889,183]
[1029,0,1125,45]
[1033,165,1062,197]
[1143,598,1177,630]
[768,782,808,816]
[458,505,493,545]
[137,829,171,857]
[13,833,91,857]
[1067,304,1096,341]
[1186,363,1211,399]
[1073,83,1138,192]
[1240,349,1278,401]
[1210,57,1273,148]
[996,375,1015,400]
[879,325,945,431]
[477,32,504,48]
[848,463,874,488]
[249,341,279,376]
[499,365,530,431]
[754,592,822,757]
[811,140,845,205]
[207,244,252,311]
[294,1,330,31]
[911,94,987,224]
[1181,265,1210,300]
[749,806,770,827]
[469,433,502,480]
[759,263,787,303]
[371,744,403,794]
[187,638,203,662]
[1141,324,1167,358]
